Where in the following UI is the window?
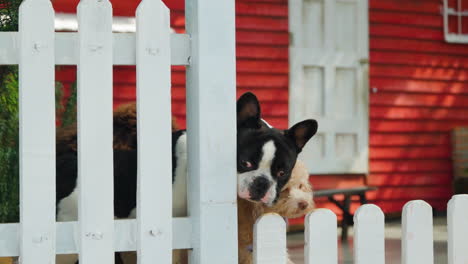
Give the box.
[443,0,468,43]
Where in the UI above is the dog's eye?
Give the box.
[299,184,304,189]
[277,170,285,177]
[241,160,252,169]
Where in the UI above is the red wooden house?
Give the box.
[52,0,468,217]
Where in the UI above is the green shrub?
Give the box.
[0,71,76,223]
[0,0,78,223]
[0,0,21,223]
[0,0,21,31]
[0,69,19,222]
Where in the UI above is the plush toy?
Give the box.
[237,160,314,264]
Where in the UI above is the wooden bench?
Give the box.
[314,186,377,240]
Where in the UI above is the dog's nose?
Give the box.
[298,201,308,210]
[249,177,270,201]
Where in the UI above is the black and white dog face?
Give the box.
[236,92,318,206]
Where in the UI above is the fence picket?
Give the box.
[354,204,385,264]
[253,214,287,264]
[305,209,337,264]
[18,0,55,263]
[135,0,172,263]
[402,200,434,264]
[448,194,468,264]
[77,0,114,262]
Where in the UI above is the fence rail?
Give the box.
[0,218,192,257]
[253,195,468,264]
[0,32,190,66]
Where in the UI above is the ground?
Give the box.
[288,217,448,264]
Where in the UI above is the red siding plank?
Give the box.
[370,65,468,82]
[236,16,288,31]
[370,93,468,108]
[371,37,468,55]
[236,2,287,17]
[370,133,450,147]
[370,24,444,40]
[309,174,366,190]
[370,146,452,159]
[369,0,442,14]
[370,11,442,28]
[237,60,289,74]
[172,116,289,130]
[371,78,468,95]
[370,51,468,69]
[237,45,288,60]
[370,106,468,121]
[368,173,452,187]
[370,160,452,173]
[237,31,289,45]
[366,186,452,200]
[370,120,468,133]
[168,102,289,118]
[237,74,288,88]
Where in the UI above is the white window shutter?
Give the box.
[289,0,369,174]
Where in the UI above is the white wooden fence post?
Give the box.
[135,0,172,263]
[18,0,55,262]
[185,0,238,263]
[305,209,337,264]
[77,0,114,262]
[448,194,468,264]
[253,214,287,264]
[402,200,434,264]
[354,204,385,264]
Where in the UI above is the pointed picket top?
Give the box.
[77,0,112,33]
[354,204,385,264]
[448,195,468,264]
[253,214,287,264]
[19,0,53,8]
[402,200,433,264]
[305,209,337,264]
[136,0,169,15]
[18,0,55,263]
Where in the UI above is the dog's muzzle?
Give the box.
[239,176,276,206]
[249,177,270,201]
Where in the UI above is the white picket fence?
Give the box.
[1,0,468,264]
[0,0,238,263]
[253,195,468,264]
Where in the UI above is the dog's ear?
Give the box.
[237,92,261,129]
[285,119,318,153]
